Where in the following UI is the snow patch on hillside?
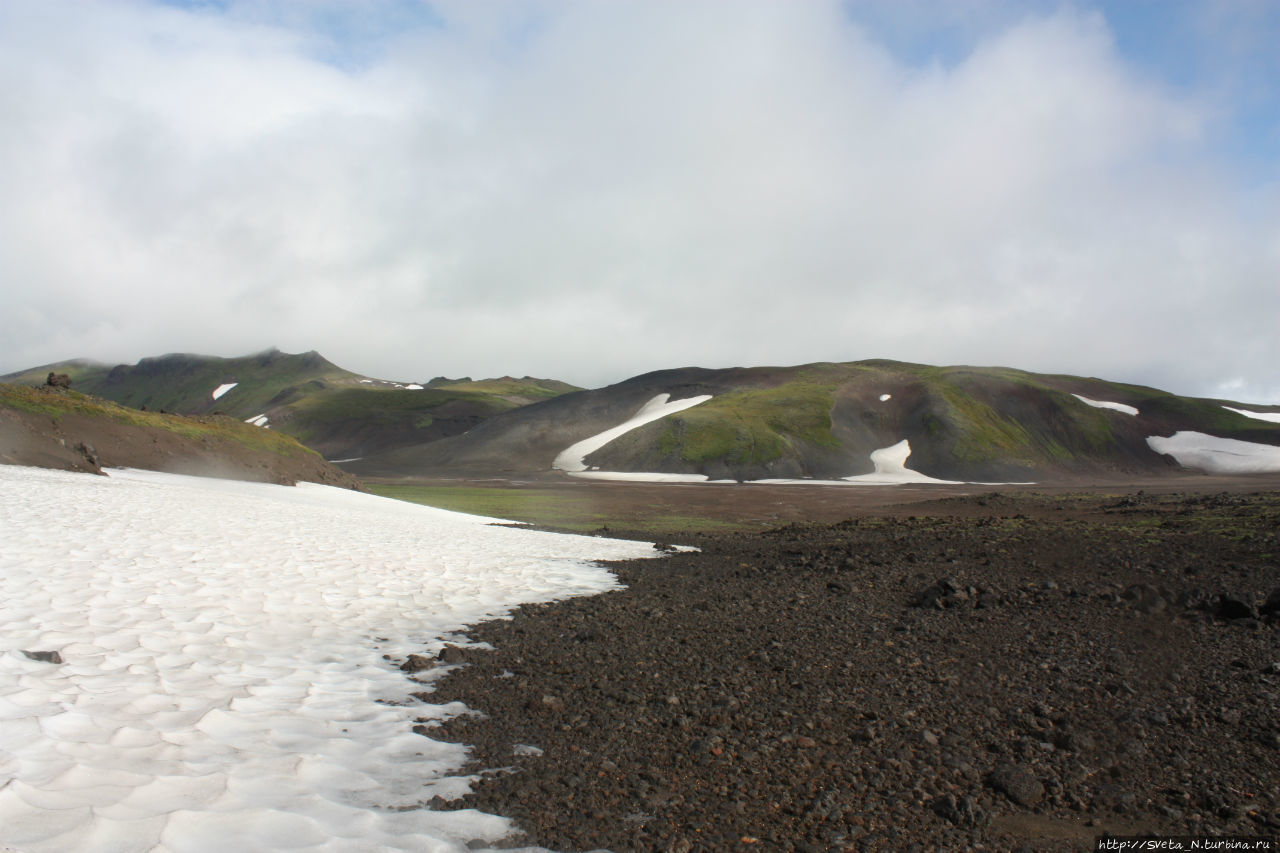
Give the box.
[554,393,713,475]
[879,394,891,402]
[244,414,269,428]
[211,383,237,401]
[755,440,961,486]
[1072,394,1138,416]
[1147,432,1280,473]
[1223,405,1280,424]
[0,466,667,852]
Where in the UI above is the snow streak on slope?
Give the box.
[0,467,665,852]
[1223,405,1280,424]
[211,383,237,401]
[552,393,712,476]
[1072,394,1138,416]
[754,440,962,486]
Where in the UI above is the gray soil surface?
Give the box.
[413,486,1280,851]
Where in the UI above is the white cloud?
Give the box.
[0,1,1276,403]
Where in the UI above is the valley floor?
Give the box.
[427,485,1280,851]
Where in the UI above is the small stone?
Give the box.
[987,763,1044,807]
[400,654,434,673]
[922,730,940,747]
[1215,594,1258,621]
[21,650,63,664]
[437,645,468,664]
[931,793,988,828]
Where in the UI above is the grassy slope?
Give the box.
[652,367,843,467]
[0,384,318,459]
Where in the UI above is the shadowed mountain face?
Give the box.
[2,350,578,462]
[345,361,1280,483]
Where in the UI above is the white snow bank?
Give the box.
[244,414,269,428]
[211,383,237,401]
[568,471,711,483]
[1223,405,1280,424]
[1147,432,1280,474]
[553,393,712,475]
[0,466,668,852]
[879,394,891,402]
[1072,394,1138,416]
[405,384,424,391]
[753,439,960,486]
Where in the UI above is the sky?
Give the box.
[1,1,1277,401]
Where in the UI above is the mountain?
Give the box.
[345,360,1280,482]
[3,349,579,461]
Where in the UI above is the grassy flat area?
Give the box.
[366,482,750,534]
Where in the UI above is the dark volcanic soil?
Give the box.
[420,490,1280,852]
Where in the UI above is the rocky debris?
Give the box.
[21,650,63,664]
[44,372,70,388]
[425,492,1280,851]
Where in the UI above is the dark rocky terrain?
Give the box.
[418,490,1280,851]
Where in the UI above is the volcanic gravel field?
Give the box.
[424,490,1280,852]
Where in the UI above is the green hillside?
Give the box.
[357,359,1280,482]
[3,350,581,461]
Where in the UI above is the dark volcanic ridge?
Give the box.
[418,490,1280,852]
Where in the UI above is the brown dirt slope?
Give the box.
[0,384,361,488]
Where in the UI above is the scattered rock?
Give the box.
[400,654,434,673]
[1215,594,1258,621]
[21,650,63,664]
[987,763,1044,807]
[438,645,468,664]
[931,793,989,828]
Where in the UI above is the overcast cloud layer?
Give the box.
[1,1,1277,400]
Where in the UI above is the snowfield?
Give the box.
[0,466,667,852]
[1146,432,1280,474]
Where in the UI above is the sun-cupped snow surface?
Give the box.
[1072,394,1138,416]
[1147,432,1280,474]
[552,393,713,475]
[1223,405,1280,424]
[211,383,237,401]
[0,466,668,853]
